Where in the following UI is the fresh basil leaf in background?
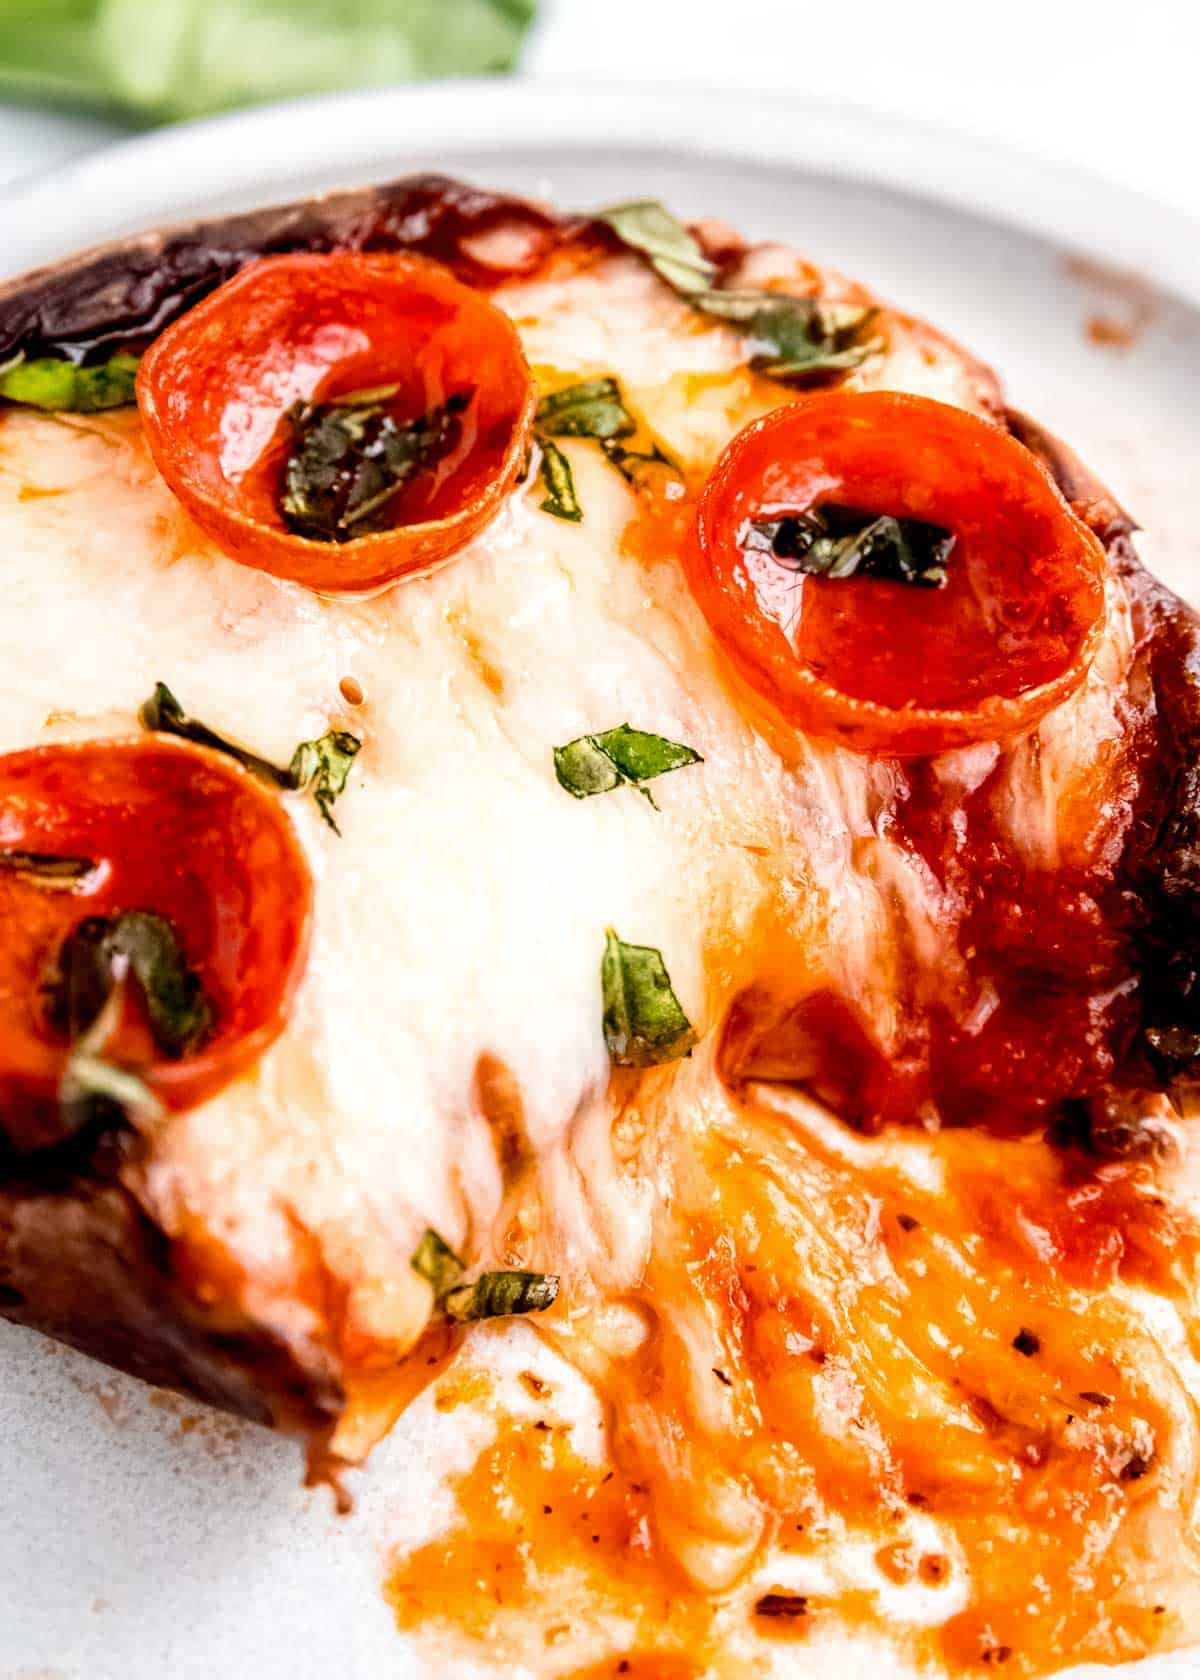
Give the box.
[538,438,583,523]
[744,506,955,588]
[601,928,698,1068]
[554,725,702,800]
[0,0,537,125]
[0,352,139,412]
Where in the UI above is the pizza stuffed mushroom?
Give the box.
[1,176,1199,1678]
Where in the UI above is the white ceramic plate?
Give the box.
[1,82,1198,1680]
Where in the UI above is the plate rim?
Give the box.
[1,76,1197,308]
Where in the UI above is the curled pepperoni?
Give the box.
[136,252,535,595]
[0,736,311,1151]
[687,392,1108,755]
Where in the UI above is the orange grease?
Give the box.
[386,1418,720,1672]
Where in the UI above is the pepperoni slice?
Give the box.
[0,737,312,1151]
[136,252,535,595]
[687,392,1108,755]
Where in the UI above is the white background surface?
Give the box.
[0,0,1198,218]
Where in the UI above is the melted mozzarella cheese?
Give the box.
[0,250,1129,1412]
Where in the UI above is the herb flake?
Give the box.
[410,1228,465,1298]
[538,438,583,523]
[599,438,684,493]
[0,849,95,887]
[601,929,697,1067]
[442,1271,559,1322]
[141,682,361,834]
[60,1051,163,1121]
[744,505,955,589]
[409,1228,559,1323]
[554,724,702,801]
[535,377,635,442]
[594,200,717,295]
[0,352,139,413]
[696,290,879,383]
[289,731,361,835]
[594,198,881,385]
[280,390,468,543]
[46,911,213,1059]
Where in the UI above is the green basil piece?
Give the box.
[0,352,139,413]
[595,198,881,385]
[594,200,717,295]
[410,1227,465,1297]
[0,850,96,886]
[60,1051,162,1121]
[141,682,361,834]
[141,681,292,785]
[600,438,685,493]
[601,929,698,1068]
[280,390,468,543]
[442,1271,559,1322]
[46,911,213,1058]
[554,725,702,801]
[410,1228,559,1322]
[744,505,955,589]
[695,291,880,383]
[538,438,583,523]
[535,377,636,442]
[289,730,362,835]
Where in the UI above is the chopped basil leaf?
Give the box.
[696,291,879,383]
[0,849,95,887]
[410,1228,558,1322]
[280,390,469,543]
[410,1227,465,1297]
[594,200,717,295]
[538,438,583,523]
[533,379,676,524]
[140,681,291,786]
[60,1051,162,1121]
[554,725,702,801]
[141,682,361,833]
[600,438,685,493]
[535,377,636,442]
[46,911,213,1058]
[0,352,139,413]
[601,928,698,1067]
[289,730,361,835]
[595,197,880,385]
[744,505,955,588]
[442,1271,559,1322]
